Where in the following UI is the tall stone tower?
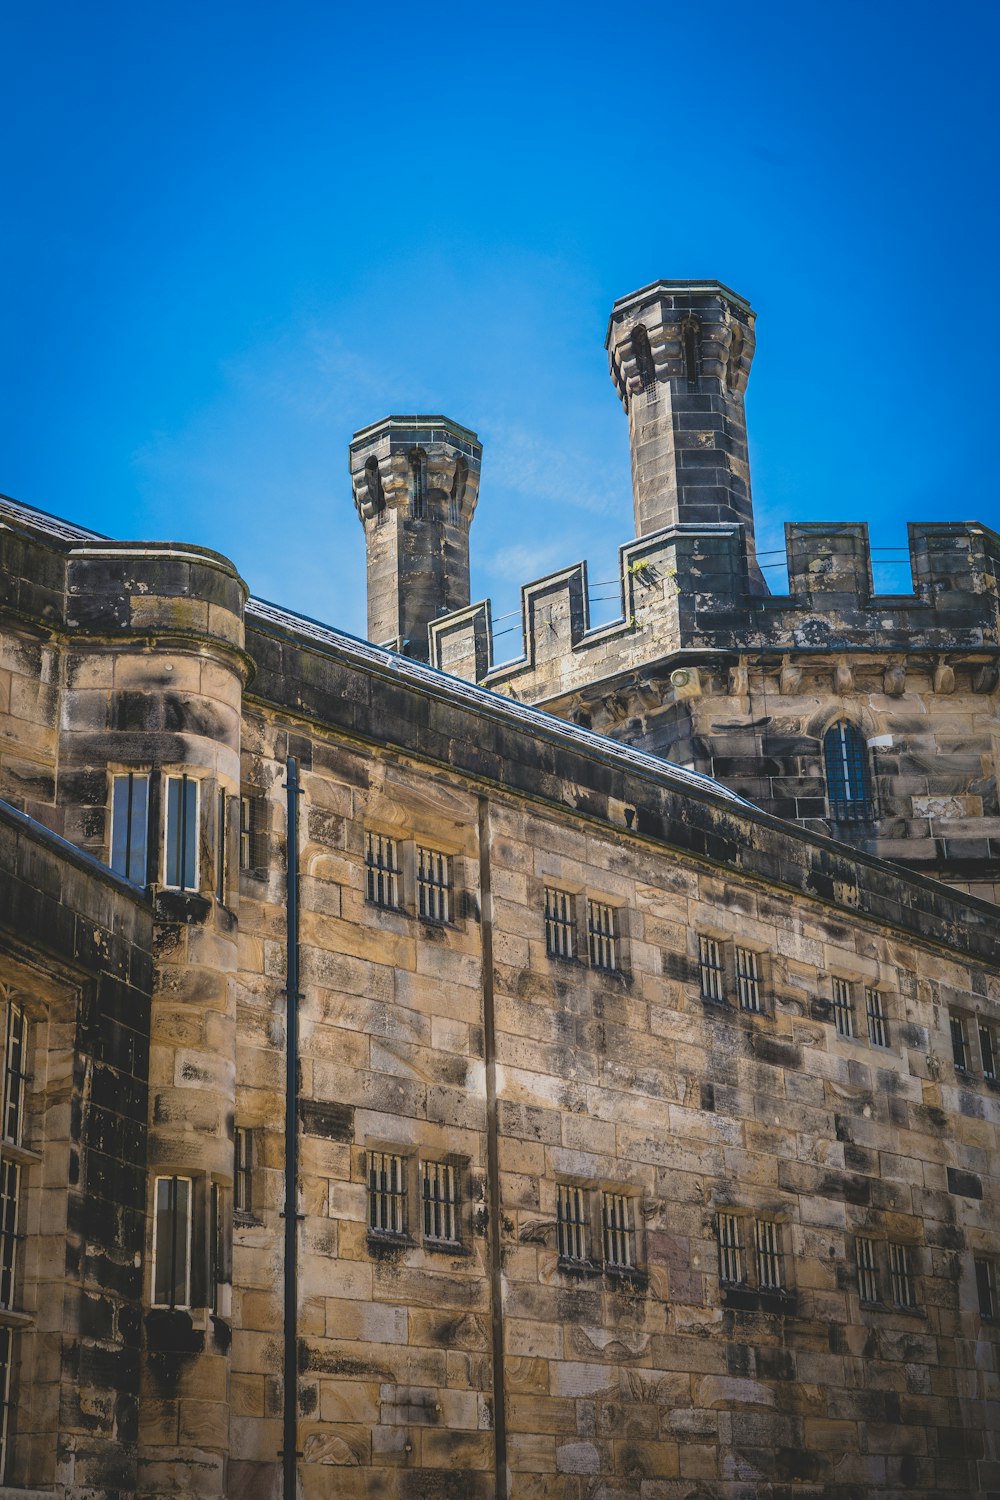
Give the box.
[605,280,762,589]
[350,415,482,660]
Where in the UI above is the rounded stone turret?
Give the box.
[350,415,482,660]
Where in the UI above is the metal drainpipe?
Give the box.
[282,756,303,1499]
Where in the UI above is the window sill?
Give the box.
[556,1257,601,1277]
[424,1237,467,1257]
[606,1265,648,1289]
[367,1231,413,1254]
[721,1285,797,1315]
[0,1142,42,1167]
[857,1297,925,1319]
[0,1307,33,1329]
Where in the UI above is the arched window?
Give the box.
[823,720,874,822]
[633,324,656,404]
[682,318,700,390]
[366,458,386,528]
[449,458,467,526]
[409,450,426,520]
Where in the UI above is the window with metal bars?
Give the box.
[0,1324,11,1483]
[556,1183,589,1263]
[888,1242,916,1307]
[602,1192,634,1270]
[152,1175,192,1308]
[950,1011,969,1071]
[417,847,450,923]
[682,317,700,390]
[823,720,874,822]
[856,1235,879,1302]
[409,450,427,520]
[366,833,400,910]
[832,977,854,1039]
[164,774,199,891]
[2,1004,27,1147]
[449,457,468,526]
[587,901,617,971]
[979,1022,997,1082]
[368,1152,406,1237]
[976,1257,997,1319]
[717,1213,745,1285]
[865,987,888,1048]
[735,947,762,1012]
[545,888,575,960]
[698,935,725,1002]
[633,323,657,405]
[239,793,268,878]
[234,1128,253,1217]
[0,1161,19,1312]
[110,771,150,884]
[366,457,387,529]
[754,1218,784,1291]
[421,1161,460,1244]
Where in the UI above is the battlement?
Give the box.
[429,520,1000,702]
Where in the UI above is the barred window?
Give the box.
[754,1218,784,1292]
[239,793,268,878]
[735,947,761,1012]
[164,774,199,891]
[556,1183,589,1262]
[368,1152,406,1237]
[234,1128,253,1216]
[976,1257,997,1320]
[832,978,854,1039]
[699,935,724,1002]
[717,1212,744,1285]
[417,847,450,923]
[588,901,617,971]
[856,1235,879,1303]
[602,1192,634,1270]
[865,987,888,1048]
[633,323,657,404]
[421,1160,460,1244]
[824,720,874,823]
[409,450,427,520]
[0,1161,19,1312]
[110,771,150,884]
[950,1011,968,1071]
[545,888,575,960]
[153,1176,193,1308]
[682,317,700,390]
[366,457,387,529]
[888,1242,915,1307]
[979,1022,997,1082]
[0,1325,11,1482]
[366,833,400,910]
[2,1004,28,1147]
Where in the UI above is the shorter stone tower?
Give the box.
[606,280,761,588]
[350,415,482,660]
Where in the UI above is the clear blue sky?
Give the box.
[2,0,997,649]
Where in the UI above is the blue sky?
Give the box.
[2,0,997,652]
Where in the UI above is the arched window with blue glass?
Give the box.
[823,720,875,822]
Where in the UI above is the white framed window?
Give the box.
[698,935,725,1002]
[0,1326,13,1485]
[832,977,854,1038]
[368,1151,406,1237]
[950,1011,969,1071]
[545,888,576,960]
[888,1242,916,1308]
[365,833,400,910]
[979,1021,997,1082]
[856,1235,879,1302]
[421,1160,460,1244]
[234,1128,253,1216]
[110,771,150,883]
[602,1191,634,1270]
[556,1183,589,1262]
[976,1257,997,1320]
[152,1175,193,1308]
[587,901,617,971]
[2,1003,28,1147]
[163,775,199,891]
[865,987,888,1047]
[735,947,762,1012]
[0,1161,19,1312]
[417,847,450,924]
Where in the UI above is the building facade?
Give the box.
[1,277,999,1500]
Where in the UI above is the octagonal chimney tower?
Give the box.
[606,280,763,589]
[351,416,482,660]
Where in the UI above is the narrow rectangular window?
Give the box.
[421,1160,460,1244]
[888,1242,915,1307]
[979,1023,997,1082]
[365,833,400,910]
[2,1004,28,1147]
[368,1151,406,1236]
[209,1182,221,1315]
[234,1128,253,1216]
[216,789,227,900]
[832,977,854,1038]
[111,772,150,883]
[735,947,762,1012]
[545,888,575,960]
[417,847,450,923]
[717,1212,744,1285]
[865,987,887,1047]
[556,1183,589,1262]
[0,1161,20,1311]
[950,1012,968,1071]
[164,775,199,891]
[0,1326,13,1485]
[153,1175,192,1308]
[856,1235,879,1302]
[239,794,268,877]
[975,1257,997,1319]
[699,935,725,1002]
[588,901,617,971]
[754,1218,784,1291]
[602,1192,634,1270]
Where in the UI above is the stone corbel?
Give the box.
[728,656,749,699]
[834,656,854,695]
[972,662,999,694]
[779,654,802,695]
[933,657,956,695]
[669,667,701,701]
[883,657,906,697]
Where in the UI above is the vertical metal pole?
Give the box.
[283,757,302,1500]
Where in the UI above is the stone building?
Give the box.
[0,277,999,1500]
